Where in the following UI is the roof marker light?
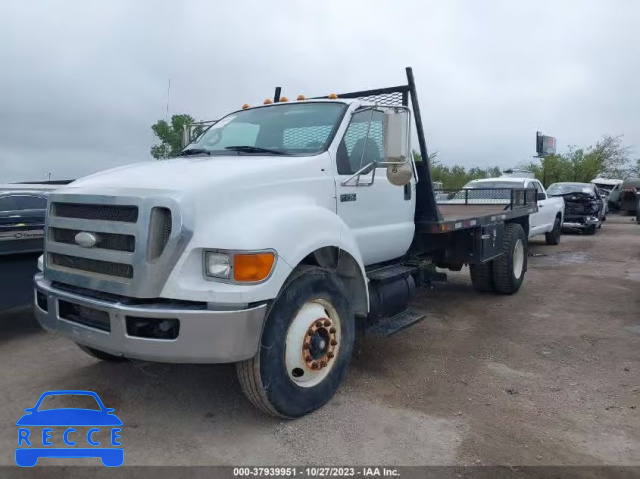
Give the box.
[263,99,273,105]
[242,104,250,109]
[279,97,289,102]
[297,95,306,101]
[328,93,338,99]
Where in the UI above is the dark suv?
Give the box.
[0,191,48,255]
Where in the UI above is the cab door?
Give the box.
[334,108,415,266]
[528,179,554,237]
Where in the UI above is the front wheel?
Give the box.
[545,217,562,245]
[237,267,354,418]
[492,223,527,295]
[585,225,597,235]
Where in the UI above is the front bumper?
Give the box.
[562,216,600,230]
[33,274,267,363]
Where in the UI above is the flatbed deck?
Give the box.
[417,204,537,234]
[439,204,509,222]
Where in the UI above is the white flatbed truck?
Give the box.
[34,68,536,417]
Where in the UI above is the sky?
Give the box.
[1,0,639,182]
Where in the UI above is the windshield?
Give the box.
[186,102,347,156]
[547,183,593,196]
[593,183,615,191]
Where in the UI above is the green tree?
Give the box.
[519,134,638,186]
[150,114,195,159]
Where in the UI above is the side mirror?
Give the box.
[537,192,546,201]
[383,108,412,186]
[181,124,190,149]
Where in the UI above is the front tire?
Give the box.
[492,223,527,295]
[237,267,355,418]
[545,217,562,245]
[585,225,597,235]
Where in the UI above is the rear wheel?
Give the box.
[470,262,494,292]
[545,217,562,245]
[237,267,354,418]
[492,223,527,295]
[77,344,126,362]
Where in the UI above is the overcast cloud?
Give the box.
[1,0,639,182]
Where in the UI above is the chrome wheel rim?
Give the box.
[513,239,524,279]
[285,299,341,388]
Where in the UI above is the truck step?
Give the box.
[367,264,416,283]
[365,309,426,337]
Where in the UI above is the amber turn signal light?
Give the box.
[233,252,275,282]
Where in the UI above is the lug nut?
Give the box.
[311,361,318,369]
[327,352,335,359]
[305,355,312,362]
[320,360,327,368]
[323,319,331,327]
[315,320,324,327]
[330,340,338,346]
[329,327,336,333]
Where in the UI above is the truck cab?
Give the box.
[34,68,536,418]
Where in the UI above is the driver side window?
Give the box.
[336,110,384,175]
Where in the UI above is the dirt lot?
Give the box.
[1,215,638,467]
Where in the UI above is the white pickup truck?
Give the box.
[452,176,565,245]
[33,68,538,418]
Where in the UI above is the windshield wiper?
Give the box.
[225,146,284,155]
[179,148,210,156]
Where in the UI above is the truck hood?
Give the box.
[67,156,320,192]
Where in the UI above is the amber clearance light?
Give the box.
[233,252,275,282]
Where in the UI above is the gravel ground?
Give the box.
[0,215,638,467]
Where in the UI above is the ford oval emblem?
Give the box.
[75,232,98,248]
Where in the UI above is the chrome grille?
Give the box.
[50,253,133,279]
[53,203,138,222]
[51,227,135,252]
[44,193,188,298]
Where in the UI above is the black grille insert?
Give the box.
[36,292,48,312]
[53,203,138,223]
[51,228,135,252]
[59,300,111,332]
[50,253,133,279]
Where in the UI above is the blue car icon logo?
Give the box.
[16,390,123,467]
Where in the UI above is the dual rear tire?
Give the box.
[470,223,527,295]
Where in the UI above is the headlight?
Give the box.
[204,250,276,283]
[205,252,231,279]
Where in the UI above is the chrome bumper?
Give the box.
[33,274,267,363]
[563,217,600,229]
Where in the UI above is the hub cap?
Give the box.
[285,299,341,388]
[513,239,524,279]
